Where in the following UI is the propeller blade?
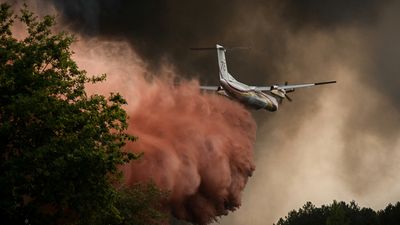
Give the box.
[285,94,293,102]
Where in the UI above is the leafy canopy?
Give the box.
[275,200,400,225]
[0,3,148,224]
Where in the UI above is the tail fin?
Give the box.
[216,44,236,81]
[190,44,249,81]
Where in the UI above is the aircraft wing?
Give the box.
[254,81,336,92]
[252,86,272,91]
[200,86,219,91]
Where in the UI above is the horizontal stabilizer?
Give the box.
[190,46,250,51]
[190,47,220,50]
[200,86,219,90]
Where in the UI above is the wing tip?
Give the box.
[315,80,337,85]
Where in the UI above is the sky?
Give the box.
[8,0,400,224]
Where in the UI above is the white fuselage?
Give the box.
[218,77,280,111]
[215,44,280,111]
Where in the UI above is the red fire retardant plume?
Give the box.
[121,78,256,224]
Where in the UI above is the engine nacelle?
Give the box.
[270,88,286,99]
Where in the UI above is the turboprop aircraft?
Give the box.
[192,44,336,111]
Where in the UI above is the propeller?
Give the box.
[285,93,293,102]
[283,81,293,102]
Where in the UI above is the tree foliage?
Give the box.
[114,183,168,225]
[0,4,166,225]
[275,200,400,225]
[377,202,400,225]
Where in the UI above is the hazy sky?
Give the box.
[9,0,400,224]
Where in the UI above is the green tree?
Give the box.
[0,4,166,225]
[275,202,326,225]
[378,202,400,225]
[326,201,349,225]
[114,183,168,225]
[275,201,381,225]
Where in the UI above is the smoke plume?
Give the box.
[70,40,256,224]
[122,79,256,224]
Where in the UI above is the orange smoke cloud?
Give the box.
[122,78,256,224]
[72,39,257,224]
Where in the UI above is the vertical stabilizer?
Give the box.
[216,44,236,81]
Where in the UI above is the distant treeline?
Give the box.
[275,201,400,225]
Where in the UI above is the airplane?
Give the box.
[192,44,336,112]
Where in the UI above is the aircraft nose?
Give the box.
[268,98,279,111]
[265,103,278,112]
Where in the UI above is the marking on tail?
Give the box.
[216,44,236,81]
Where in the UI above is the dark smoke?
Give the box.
[282,0,386,29]
[47,0,390,82]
